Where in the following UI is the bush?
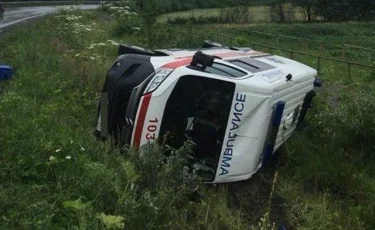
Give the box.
[309,85,375,154]
[269,2,296,22]
[314,0,375,22]
[219,6,253,23]
[101,1,142,37]
[233,36,250,46]
[277,83,375,229]
[167,15,221,24]
[167,6,253,25]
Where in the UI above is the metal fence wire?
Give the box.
[196,28,375,82]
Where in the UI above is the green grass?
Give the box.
[0,10,248,229]
[1,7,375,230]
[275,85,375,229]
[144,22,375,85]
[176,22,375,85]
[209,22,375,65]
[188,23,375,229]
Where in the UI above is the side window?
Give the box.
[204,63,247,78]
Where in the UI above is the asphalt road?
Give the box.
[0,5,99,31]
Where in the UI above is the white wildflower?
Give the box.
[90,56,95,60]
[65,155,72,160]
[81,147,85,151]
[85,28,92,31]
[49,156,56,161]
[107,40,119,46]
[55,149,61,153]
[70,140,74,144]
[133,27,141,31]
[75,54,80,57]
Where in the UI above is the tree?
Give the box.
[348,0,375,21]
[270,0,296,22]
[314,0,375,22]
[293,0,317,22]
[270,0,286,22]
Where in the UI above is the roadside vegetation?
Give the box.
[0,8,247,230]
[1,0,375,229]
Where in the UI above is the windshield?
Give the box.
[159,75,235,181]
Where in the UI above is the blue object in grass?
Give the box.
[0,64,14,81]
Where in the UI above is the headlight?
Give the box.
[144,68,174,93]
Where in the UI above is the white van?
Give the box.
[94,41,322,183]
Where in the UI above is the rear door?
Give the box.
[158,75,235,181]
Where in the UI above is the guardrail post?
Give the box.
[368,52,372,63]
[320,42,325,54]
[348,63,352,81]
[214,33,219,43]
[304,40,308,50]
[342,44,346,60]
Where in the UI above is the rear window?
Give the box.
[204,63,247,78]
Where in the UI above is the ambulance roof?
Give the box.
[149,47,317,94]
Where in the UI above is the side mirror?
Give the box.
[191,51,217,70]
[314,77,323,88]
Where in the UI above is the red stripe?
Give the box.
[162,58,192,68]
[133,93,152,148]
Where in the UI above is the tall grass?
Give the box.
[1,7,375,230]
[276,84,375,229]
[0,10,248,229]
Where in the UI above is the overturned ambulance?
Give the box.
[94,41,322,183]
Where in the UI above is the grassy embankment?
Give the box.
[1,6,375,230]
[200,21,375,229]
[194,18,375,230]
[0,9,248,230]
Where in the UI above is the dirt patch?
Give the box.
[96,11,115,23]
[51,38,70,53]
[225,152,293,229]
